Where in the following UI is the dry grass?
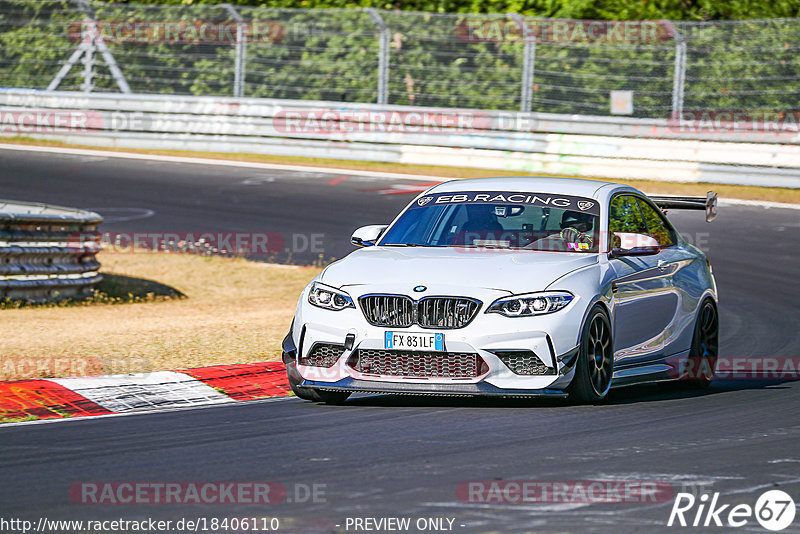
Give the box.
[2,136,799,204]
[0,251,321,380]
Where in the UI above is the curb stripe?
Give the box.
[0,363,293,422]
[48,371,234,413]
[0,380,112,420]
[182,362,292,401]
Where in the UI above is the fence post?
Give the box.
[81,41,95,92]
[366,8,390,105]
[510,13,535,113]
[49,0,131,93]
[223,3,246,98]
[670,21,687,118]
[77,0,130,93]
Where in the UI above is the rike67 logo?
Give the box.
[668,490,796,531]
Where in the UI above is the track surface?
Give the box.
[1,148,800,533]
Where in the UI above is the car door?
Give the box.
[633,196,697,358]
[609,194,681,366]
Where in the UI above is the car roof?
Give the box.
[427,176,638,199]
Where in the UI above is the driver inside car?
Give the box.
[560,211,594,233]
[461,204,504,233]
[454,204,506,246]
[558,211,595,250]
[524,210,595,251]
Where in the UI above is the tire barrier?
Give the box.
[0,199,102,302]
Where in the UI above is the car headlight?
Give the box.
[486,291,573,317]
[308,281,355,311]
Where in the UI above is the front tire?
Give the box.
[313,389,351,405]
[287,363,351,404]
[569,305,614,404]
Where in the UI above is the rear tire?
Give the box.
[569,305,614,404]
[681,299,718,388]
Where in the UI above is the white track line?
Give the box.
[1,143,798,210]
[0,143,443,181]
[719,197,800,210]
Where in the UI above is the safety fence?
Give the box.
[1,1,799,119]
[1,90,798,188]
[0,199,103,302]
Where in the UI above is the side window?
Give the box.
[636,198,676,247]
[609,195,647,234]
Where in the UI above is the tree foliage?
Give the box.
[100,0,800,21]
[1,0,797,118]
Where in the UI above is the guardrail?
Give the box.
[0,200,103,303]
[1,90,799,188]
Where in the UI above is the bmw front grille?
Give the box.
[359,295,481,329]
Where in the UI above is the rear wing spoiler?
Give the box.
[649,191,718,222]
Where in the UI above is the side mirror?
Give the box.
[705,191,718,222]
[610,232,660,257]
[351,225,388,247]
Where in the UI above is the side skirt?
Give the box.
[610,349,690,388]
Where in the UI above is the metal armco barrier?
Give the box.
[0,200,103,302]
[1,90,799,188]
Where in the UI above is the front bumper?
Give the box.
[285,285,586,396]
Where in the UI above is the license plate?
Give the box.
[385,331,444,351]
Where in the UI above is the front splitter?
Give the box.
[301,377,568,398]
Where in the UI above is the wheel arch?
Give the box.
[576,295,613,350]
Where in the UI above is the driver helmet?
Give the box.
[560,211,594,233]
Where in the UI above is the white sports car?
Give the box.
[283,177,719,404]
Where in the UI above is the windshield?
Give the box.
[380,191,601,253]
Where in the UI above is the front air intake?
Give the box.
[347,349,488,378]
[299,343,345,368]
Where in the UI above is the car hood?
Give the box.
[320,246,598,295]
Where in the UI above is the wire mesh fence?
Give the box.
[0,0,798,119]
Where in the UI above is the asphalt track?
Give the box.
[1,147,800,533]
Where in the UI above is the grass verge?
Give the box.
[0,251,320,381]
[0,415,39,424]
[2,136,798,204]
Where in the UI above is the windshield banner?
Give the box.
[410,191,600,216]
